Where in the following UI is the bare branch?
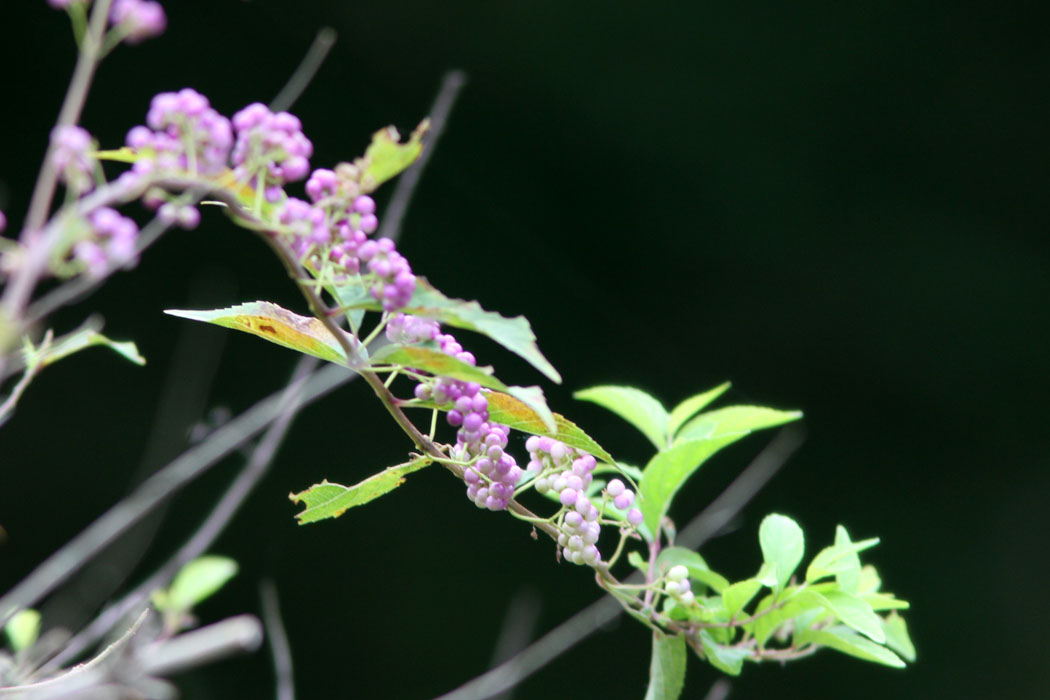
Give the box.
[260,580,296,700]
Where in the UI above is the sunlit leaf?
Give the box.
[359,121,428,191]
[163,556,238,613]
[796,626,905,668]
[667,382,731,437]
[3,609,40,652]
[166,302,353,365]
[759,513,805,592]
[722,578,762,618]
[674,405,801,444]
[574,385,668,449]
[806,534,880,584]
[484,391,612,463]
[644,631,686,700]
[290,457,432,524]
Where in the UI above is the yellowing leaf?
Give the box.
[165,302,354,365]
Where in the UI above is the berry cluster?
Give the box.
[73,207,139,277]
[232,104,312,191]
[527,436,604,565]
[127,88,233,176]
[109,0,166,43]
[50,125,96,195]
[664,565,695,607]
[48,0,167,46]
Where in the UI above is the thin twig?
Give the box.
[378,70,467,243]
[269,28,338,113]
[260,580,295,700]
[0,0,112,380]
[0,608,149,697]
[433,426,805,700]
[36,356,316,671]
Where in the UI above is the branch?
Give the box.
[433,426,805,700]
[34,356,315,671]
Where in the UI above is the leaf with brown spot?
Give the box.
[165,302,353,365]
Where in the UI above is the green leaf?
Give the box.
[722,578,762,618]
[797,626,905,668]
[4,609,41,652]
[644,631,687,700]
[882,612,916,662]
[639,436,740,537]
[38,328,146,368]
[164,556,238,613]
[699,630,749,676]
[505,385,556,434]
[750,588,824,647]
[806,535,880,584]
[371,344,509,392]
[628,551,648,573]
[864,592,911,611]
[667,382,731,437]
[484,391,612,463]
[359,121,428,191]
[166,302,352,366]
[755,561,778,588]
[797,589,885,643]
[759,513,805,591]
[833,525,861,593]
[674,405,802,444]
[656,547,730,593]
[574,385,668,449]
[337,278,560,383]
[290,457,432,524]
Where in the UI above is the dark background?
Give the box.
[1,1,1047,698]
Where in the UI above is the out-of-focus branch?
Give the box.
[39,357,315,672]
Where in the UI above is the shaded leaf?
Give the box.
[882,612,916,662]
[290,457,432,524]
[797,589,885,643]
[675,405,801,444]
[164,556,238,613]
[372,344,509,392]
[39,328,145,368]
[759,513,805,591]
[574,385,668,449]
[751,588,823,647]
[644,631,687,700]
[797,626,905,668]
[336,278,560,383]
[166,302,352,365]
[699,630,749,676]
[667,382,731,437]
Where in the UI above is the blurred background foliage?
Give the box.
[1,1,1046,697]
